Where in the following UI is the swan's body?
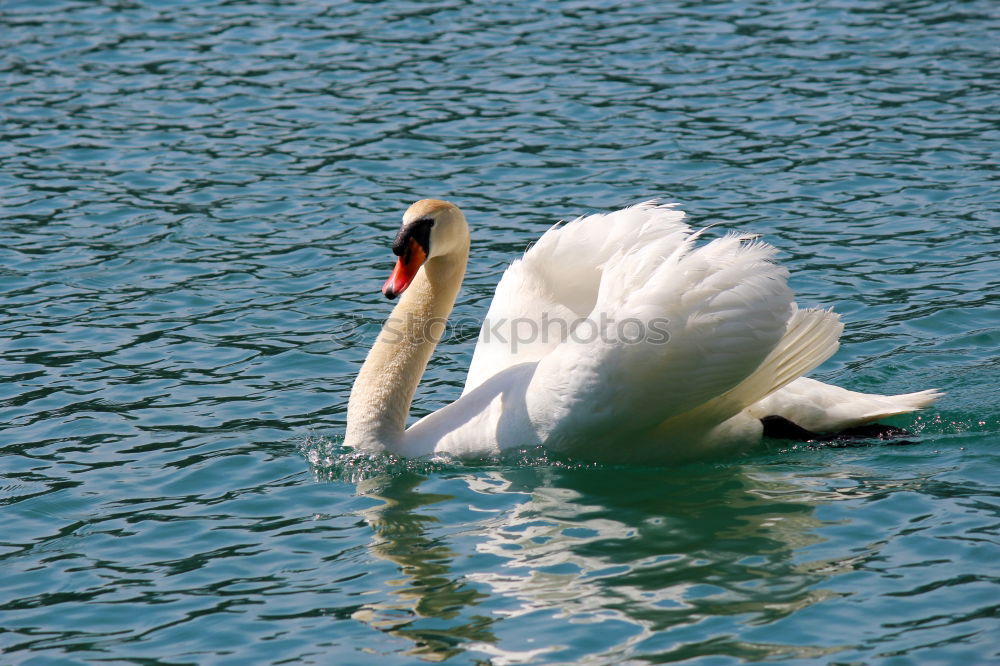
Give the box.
[345,199,940,464]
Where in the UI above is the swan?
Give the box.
[345,199,940,464]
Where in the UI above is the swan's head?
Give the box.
[383,199,469,299]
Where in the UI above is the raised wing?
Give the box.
[462,201,689,394]
[522,228,798,455]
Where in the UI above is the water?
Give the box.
[2,0,998,663]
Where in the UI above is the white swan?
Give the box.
[345,199,940,464]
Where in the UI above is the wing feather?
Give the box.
[525,230,796,452]
[463,201,688,393]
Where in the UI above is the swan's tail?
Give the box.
[711,307,942,431]
[746,376,943,432]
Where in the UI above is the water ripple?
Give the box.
[2,0,998,663]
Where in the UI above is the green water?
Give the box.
[2,0,998,663]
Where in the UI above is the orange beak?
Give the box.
[382,238,427,299]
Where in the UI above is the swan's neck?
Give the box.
[345,249,467,453]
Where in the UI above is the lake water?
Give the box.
[2,0,999,663]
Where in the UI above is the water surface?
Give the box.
[2,0,999,663]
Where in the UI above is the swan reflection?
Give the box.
[352,461,860,663]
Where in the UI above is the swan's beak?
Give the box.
[382,238,427,299]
